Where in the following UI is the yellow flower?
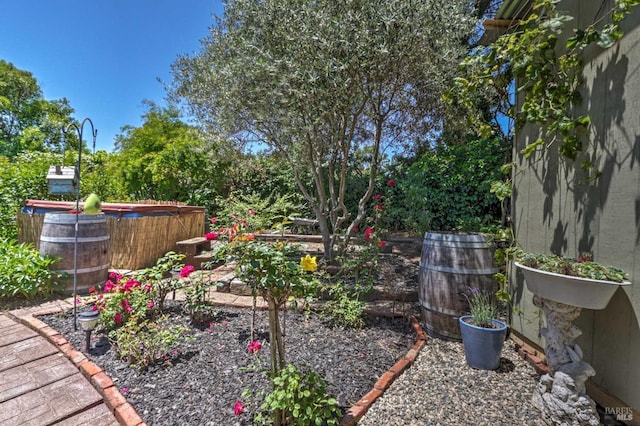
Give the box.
[300,254,317,272]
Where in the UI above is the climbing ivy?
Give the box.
[448,0,640,177]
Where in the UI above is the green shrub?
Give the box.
[322,282,366,329]
[95,272,154,331]
[0,238,63,299]
[253,363,341,426]
[111,316,190,368]
[379,137,506,233]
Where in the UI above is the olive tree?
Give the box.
[169,0,476,259]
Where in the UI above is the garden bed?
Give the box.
[40,303,414,425]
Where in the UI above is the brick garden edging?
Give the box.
[339,314,427,426]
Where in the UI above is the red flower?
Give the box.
[234,401,245,415]
[248,340,262,354]
[364,228,374,243]
[353,226,359,233]
[387,179,396,186]
[114,313,123,324]
[372,193,382,200]
[204,232,218,241]
[379,241,386,248]
[376,204,383,211]
[88,287,96,294]
[180,265,195,278]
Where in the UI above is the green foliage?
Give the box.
[253,363,341,426]
[133,251,186,312]
[111,316,190,368]
[399,138,505,232]
[95,273,154,332]
[516,251,629,283]
[322,282,366,329]
[0,152,54,240]
[170,0,476,259]
[0,238,62,299]
[182,276,218,324]
[213,193,303,232]
[465,288,498,328]
[449,0,640,175]
[112,102,229,203]
[0,60,74,158]
[223,154,304,209]
[218,240,319,304]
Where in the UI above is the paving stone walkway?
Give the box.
[0,311,119,426]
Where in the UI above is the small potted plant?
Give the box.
[514,251,630,310]
[459,288,508,370]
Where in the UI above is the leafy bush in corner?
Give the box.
[0,238,62,299]
[253,363,341,426]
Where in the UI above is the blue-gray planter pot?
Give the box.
[459,315,508,370]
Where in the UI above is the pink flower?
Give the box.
[234,401,245,415]
[103,280,115,293]
[210,216,217,223]
[248,340,262,354]
[372,193,382,200]
[379,241,386,248]
[180,265,195,278]
[123,279,139,292]
[147,301,154,308]
[204,232,218,241]
[247,209,256,216]
[114,313,123,324]
[353,226,359,232]
[91,305,98,311]
[387,179,396,186]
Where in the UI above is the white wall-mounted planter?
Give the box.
[514,262,631,310]
[515,261,632,424]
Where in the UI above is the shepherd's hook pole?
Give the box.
[62,118,97,331]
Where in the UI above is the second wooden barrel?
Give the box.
[39,213,110,294]
[419,231,498,341]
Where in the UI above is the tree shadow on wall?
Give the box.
[538,44,636,254]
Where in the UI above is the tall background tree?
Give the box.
[0,60,74,158]
[169,0,476,259]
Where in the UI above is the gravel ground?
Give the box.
[40,303,415,425]
[359,336,546,426]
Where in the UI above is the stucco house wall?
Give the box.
[511,0,640,412]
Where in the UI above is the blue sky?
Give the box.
[0,1,225,152]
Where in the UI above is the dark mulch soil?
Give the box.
[41,303,415,425]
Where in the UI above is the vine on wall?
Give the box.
[449,0,640,177]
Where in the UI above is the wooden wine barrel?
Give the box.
[39,213,110,294]
[419,232,498,341]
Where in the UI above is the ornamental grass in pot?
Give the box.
[459,288,509,370]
